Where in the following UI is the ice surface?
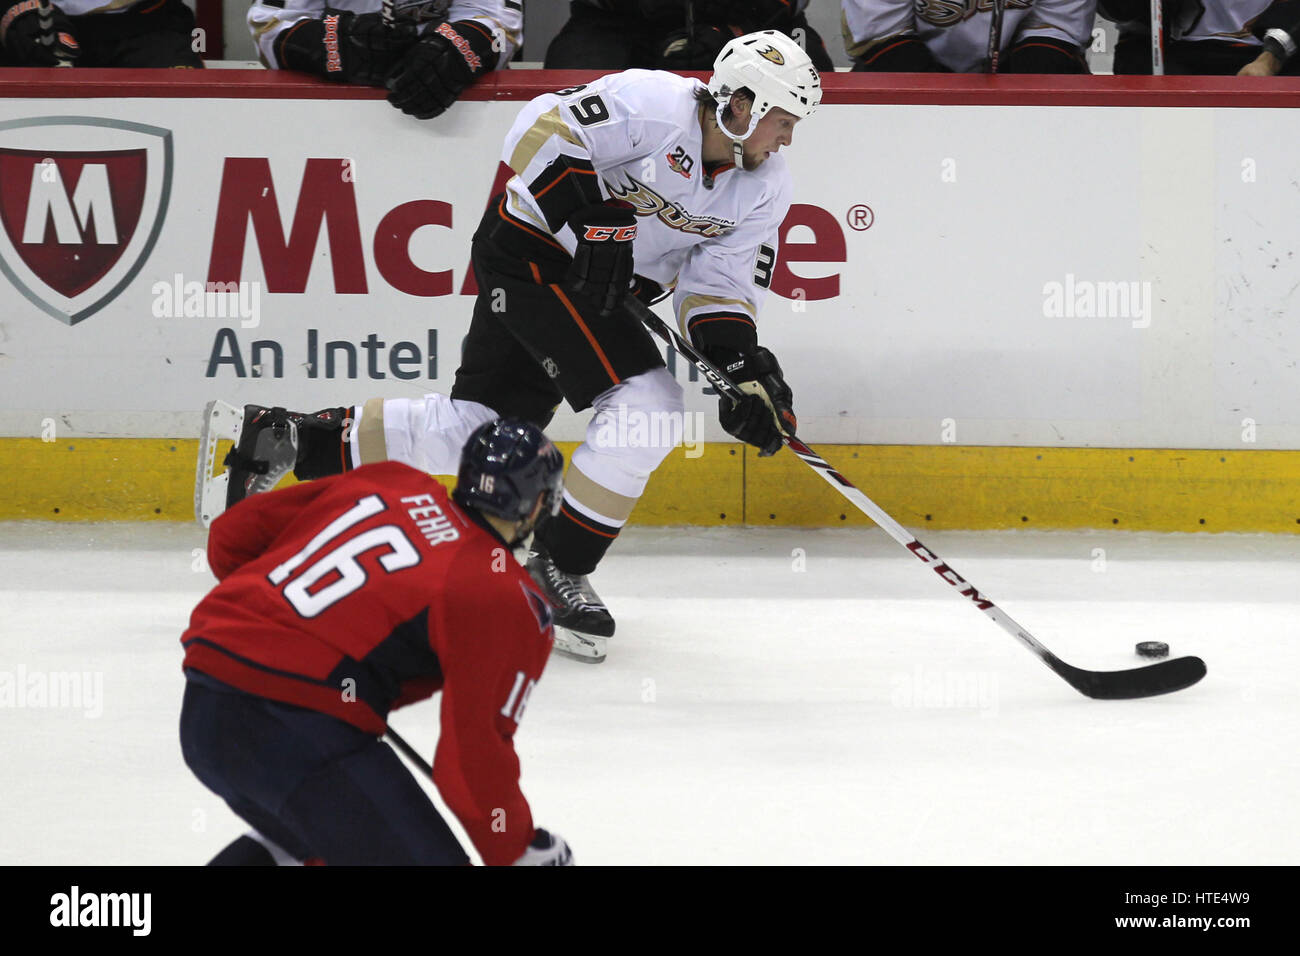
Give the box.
[2,522,1296,865]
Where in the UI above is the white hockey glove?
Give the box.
[512,828,574,866]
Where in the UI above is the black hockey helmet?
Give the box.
[453,419,564,525]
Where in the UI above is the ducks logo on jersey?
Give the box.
[606,176,733,238]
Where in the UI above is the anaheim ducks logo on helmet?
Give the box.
[709,30,822,126]
[707,31,822,169]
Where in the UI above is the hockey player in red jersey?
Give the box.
[196,30,819,661]
[181,418,572,866]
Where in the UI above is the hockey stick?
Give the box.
[1150,0,1165,75]
[386,725,432,776]
[987,0,1005,73]
[626,297,1207,700]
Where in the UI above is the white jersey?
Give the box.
[247,0,521,71]
[842,0,1096,73]
[1171,0,1271,45]
[501,70,792,343]
[581,0,815,19]
[46,0,153,15]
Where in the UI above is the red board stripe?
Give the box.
[0,69,1298,108]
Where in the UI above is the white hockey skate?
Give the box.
[195,401,298,527]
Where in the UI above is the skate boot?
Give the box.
[526,542,614,663]
[195,402,350,527]
[526,542,615,637]
[217,405,298,517]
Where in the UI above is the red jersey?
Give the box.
[181,461,555,866]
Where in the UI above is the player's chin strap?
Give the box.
[504,493,557,550]
[715,100,760,169]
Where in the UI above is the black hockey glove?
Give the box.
[275,10,417,86]
[565,202,638,317]
[630,275,669,306]
[0,0,79,66]
[386,20,497,119]
[655,24,738,70]
[709,345,795,457]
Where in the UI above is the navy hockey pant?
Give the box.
[180,670,469,865]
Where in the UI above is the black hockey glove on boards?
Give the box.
[656,24,737,70]
[565,203,638,317]
[386,20,496,119]
[276,9,417,85]
[708,345,796,457]
[0,0,79,66]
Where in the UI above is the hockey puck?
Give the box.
[1136,641,1170,659]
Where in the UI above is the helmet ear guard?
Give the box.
[707,30,822,161]
[453,419,565,537]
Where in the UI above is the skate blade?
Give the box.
[551,628,607,664]
[195,400,244,528]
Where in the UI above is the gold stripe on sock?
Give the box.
[563,462,640,525]
[356,397,389,465]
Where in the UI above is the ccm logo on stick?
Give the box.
[907,541,994,610]
[582,225,637,242]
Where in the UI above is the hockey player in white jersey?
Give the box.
[843,0,1095,73]
[246,0,521,118]
[197,31,820,660]
[1101,0,1300,74]
[545,0,835,71]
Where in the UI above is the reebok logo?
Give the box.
[323,14,342,73]
[437,22,482,72]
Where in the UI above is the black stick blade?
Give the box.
[1051,656,1207,700]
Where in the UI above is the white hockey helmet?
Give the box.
[707,30,822,152]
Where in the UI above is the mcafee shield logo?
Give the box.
[0,117,172,325]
